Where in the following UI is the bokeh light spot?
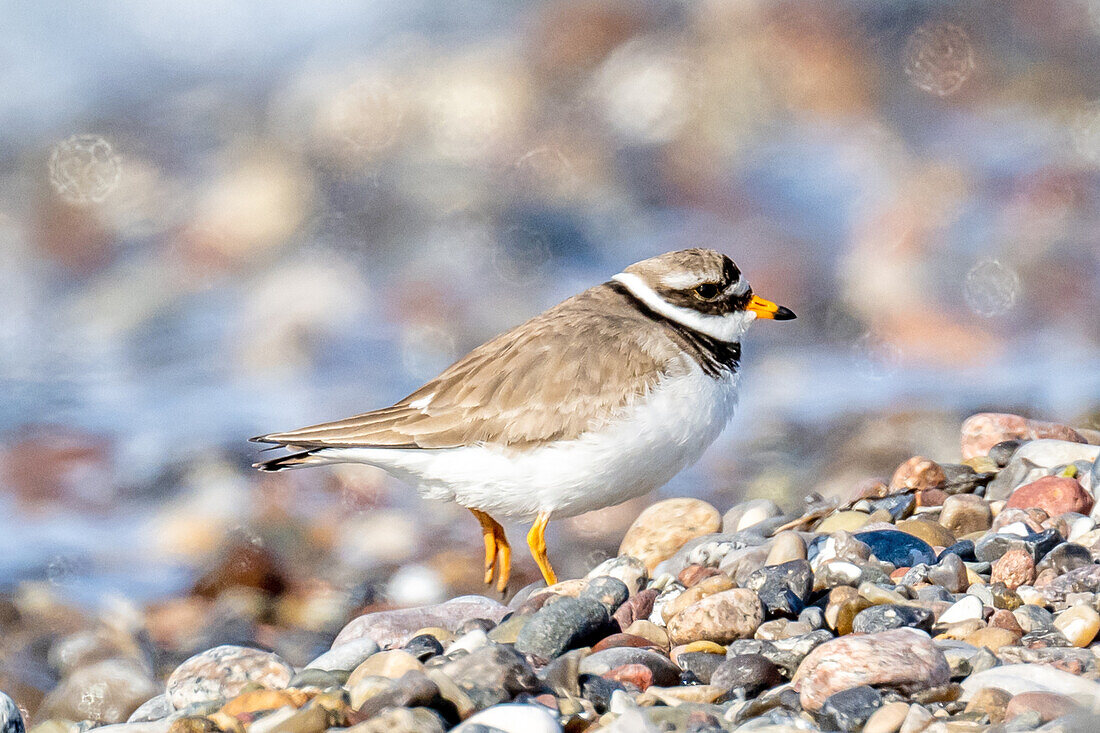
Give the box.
[48,134,122,204]
[964,259,1020,317]
[903,22,975,97]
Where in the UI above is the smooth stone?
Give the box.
[938,595,986,625]
[220,689,308,717]
[580,577,629,614]
[965,627,1020,651]
[1007,476,1094,517]
[450,703,562,733]
[986,457,1050,502]
[765,531,807,566]
[591,632,658,653]
[619,498,721,572]
[975,529,1061,564]
[623,619,668,649]
[602,662,654,690]
[890,456,947,492]
[863,700,910,733]
[661,574,733,622]
[960,664,1100,711]
[1053,605,1100,647]
[896,518,956,549]
[585,556,647,595]
[1013,606,1054,633]
[710,653,782,696]
[39,660,161,723]
[943,463,993,494]
[346,707,444,732]
[868,493,916,521]
[578,647,681,687]
[671,652,725,685]
[818,512,872,533]
[990,549,1036,590]
[1014,440,1100,468]
[166,646,292,710]
[940,495,993,537]
[127,695,173,724]
[898,704,933,733]
[855,530,938,567]
[964,686,1012,723]
[793,628,950,711]
[926,554,969,594]
[332,596,509,649]
[486,616,527,645]
[0,693,23,733]
[1004,690,1081,723]
[449,628,491,655]
[722,499,782,533]
[305,638,380,672]
[440,644,538,710]
[513,595,611,659]
[717,544,772,585]
[989,439,1025,467]
[852,604,934,634]
[960,413,1085,461]
[613,589,658,630]
[819,685,883,732]
[645,684,725,706]
[348,650,423,687]
[1039,542,1092,576]
[288,668,342,689]
[665,588,763,645]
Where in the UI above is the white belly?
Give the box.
[322,361,739,520]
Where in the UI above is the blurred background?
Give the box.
[2,0,1100,709]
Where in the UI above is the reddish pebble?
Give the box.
[890,456,946,492]
[916,489,948,507]
[1032,568,1059,588]
[990,550,1036,590]
[603,663,654,691]
[678,564,723,588]
[989,609,1024,635]
[889,567,911,582]
[961,413,1085,460]
[1006,476,1093,517]
[613,589,658,630]
[1004,691,1081,723]
[591,633,660,653]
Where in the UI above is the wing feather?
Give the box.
[252,284,679,450]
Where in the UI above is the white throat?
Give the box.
[612,271,756,342]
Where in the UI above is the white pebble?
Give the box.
[452,703,563,733]
[938,595,985,625]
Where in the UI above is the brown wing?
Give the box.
[251,284,677,450]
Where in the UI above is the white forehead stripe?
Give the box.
[612,272,756,343]
[727,278,749,297]
[659,271,705,289]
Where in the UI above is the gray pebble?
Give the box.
[514,596,610,659]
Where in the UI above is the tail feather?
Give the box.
[253,449,328,472]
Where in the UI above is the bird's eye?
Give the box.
[693,283,720,300]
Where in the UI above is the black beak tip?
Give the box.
[774,305,796,321]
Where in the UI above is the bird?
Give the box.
[252,249,794,593]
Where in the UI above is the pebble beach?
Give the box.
[5,411,1100,732]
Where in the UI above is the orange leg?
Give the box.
[526,511,557,586]
[469,508,511,594]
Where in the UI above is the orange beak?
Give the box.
[747,294,796,320]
